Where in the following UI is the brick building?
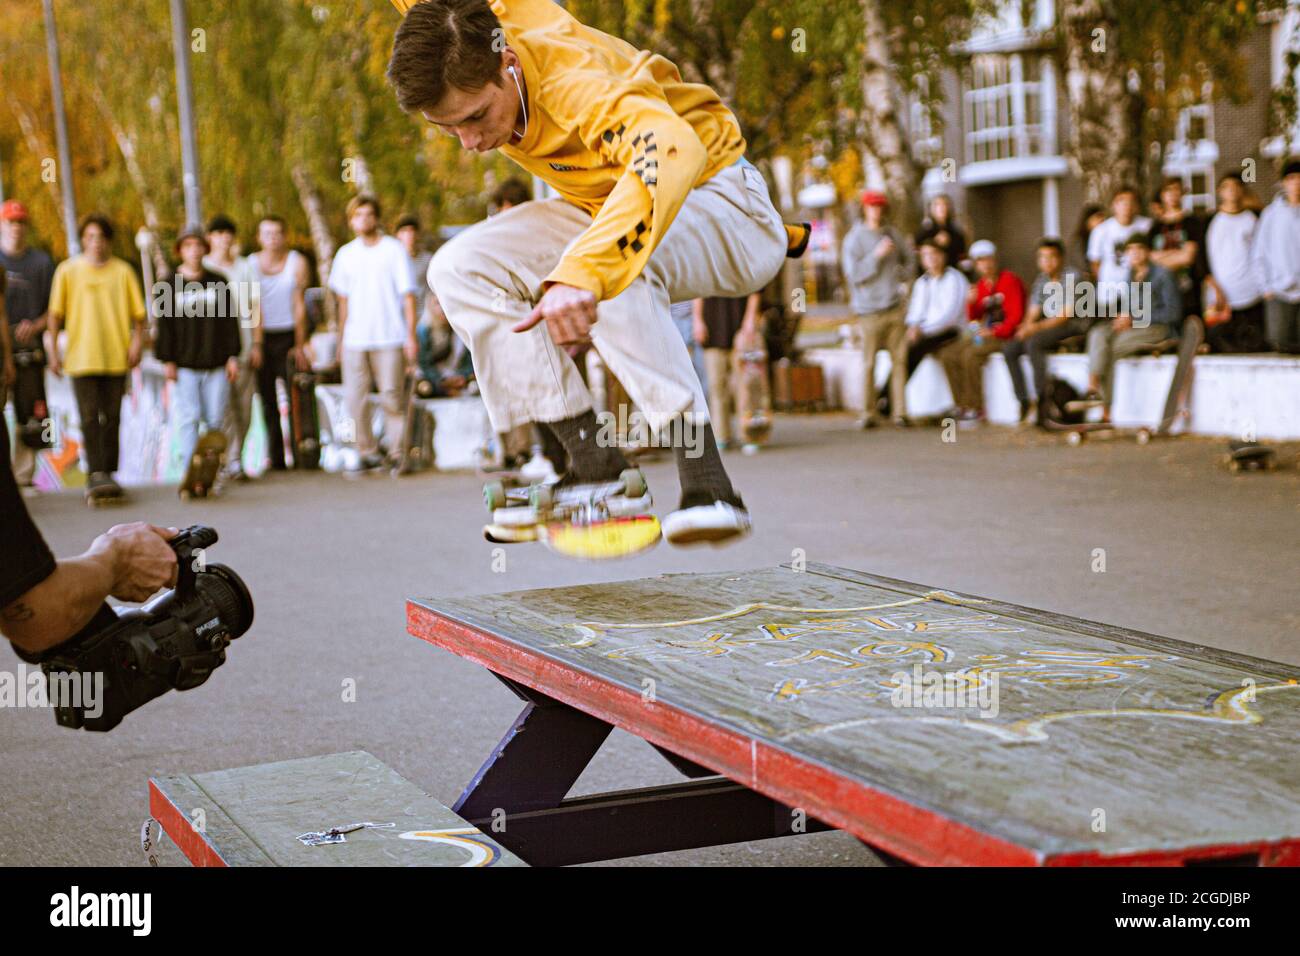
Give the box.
[901,0,1300,281]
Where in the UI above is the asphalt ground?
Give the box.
[1,414,1296,866]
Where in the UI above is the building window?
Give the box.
[909,75,944,168]
[963,53,1049,164]
[1265,2,1300,157]
[1164,104,1218,211]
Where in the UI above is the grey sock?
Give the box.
[673,419,739,507]
[544,409,629,482]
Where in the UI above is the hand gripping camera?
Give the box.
[36,525,253,732]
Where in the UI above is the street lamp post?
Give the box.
[170,0,202,226]
[42,0,80,255]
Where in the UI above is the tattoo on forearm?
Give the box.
[2,602,35,623]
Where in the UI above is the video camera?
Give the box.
[982,292,1005,327]
[36,525,253,732]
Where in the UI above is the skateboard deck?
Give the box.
[1225,441,1277,473]
[1041,415,1115,445]
[1156,317,1204,436]
[482,469,660,558]
[397,369,435,475]
[179,430,228,499]
[287,357,321,470]
[733,325,772,447]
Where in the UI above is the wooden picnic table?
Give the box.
[406,563,1300,866]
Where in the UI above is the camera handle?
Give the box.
[169,525,219,603]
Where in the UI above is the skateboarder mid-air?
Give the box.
[386,0,806,545]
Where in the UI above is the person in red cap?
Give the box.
[0,200,57,488]
[840,190,914,426]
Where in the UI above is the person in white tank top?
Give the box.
[249,216,309,471]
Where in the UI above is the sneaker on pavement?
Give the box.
[347,452,385,475]
[663,492,752,546]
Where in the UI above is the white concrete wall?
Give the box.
[807,346,1300,440]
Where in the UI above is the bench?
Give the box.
[146,750,525,866]
[406,563,1300,866]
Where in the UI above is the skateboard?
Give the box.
[287,356,321,470]
[1044,419,1117,445]
[733,325,772,449]
[1224,441,1277,473]
[1153,317,1204,438]
[85,473,127,508]
[482,468,660,559]
[179,430,228,498]
[1052,311,1203,447]
[396,369,435,475]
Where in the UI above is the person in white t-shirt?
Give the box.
[1086,185,1153,311]
[329,195,418,471]
[1204,173,1267,353]
[898,238,970,423]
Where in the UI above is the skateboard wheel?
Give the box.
[530,483,554,512]
[483,480,506,512]
[620,468,647,499]
[1229,460,1242,473]
[1136,428,1151,445]
[1067,431,1083,446]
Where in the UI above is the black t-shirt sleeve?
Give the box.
[37,254,54,315]
[0,421,57,609]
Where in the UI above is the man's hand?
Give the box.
[91,523,179,603]
[15,319,38,345]
[164,362,178,383]
[127,336,143,369]
[1016,322,1038,341]
[404,333,419,368]
[226,356,239,383]
[293,343,312,372]
[906,326,922,345]
[514,283,597,350]
[1113,315,1133,332]
[249,343,263,370]
[874,237,895,259]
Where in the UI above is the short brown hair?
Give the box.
[387,0,505,114]
[79,213,114,242]
[346,194,381,220]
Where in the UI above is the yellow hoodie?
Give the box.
[389,0,746,301]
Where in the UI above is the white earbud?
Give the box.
[509,63,528,140]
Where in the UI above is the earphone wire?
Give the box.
[510,64,528,140]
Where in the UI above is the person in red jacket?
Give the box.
[949,239,1025,422]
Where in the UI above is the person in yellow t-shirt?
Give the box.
[386,0,804,545]
[47,215,147,491]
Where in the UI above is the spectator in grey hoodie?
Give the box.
[841,191,914,427]
[1254,158,1300,354]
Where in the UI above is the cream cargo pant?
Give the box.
[342,345,406,456]
[427,161,787,437]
